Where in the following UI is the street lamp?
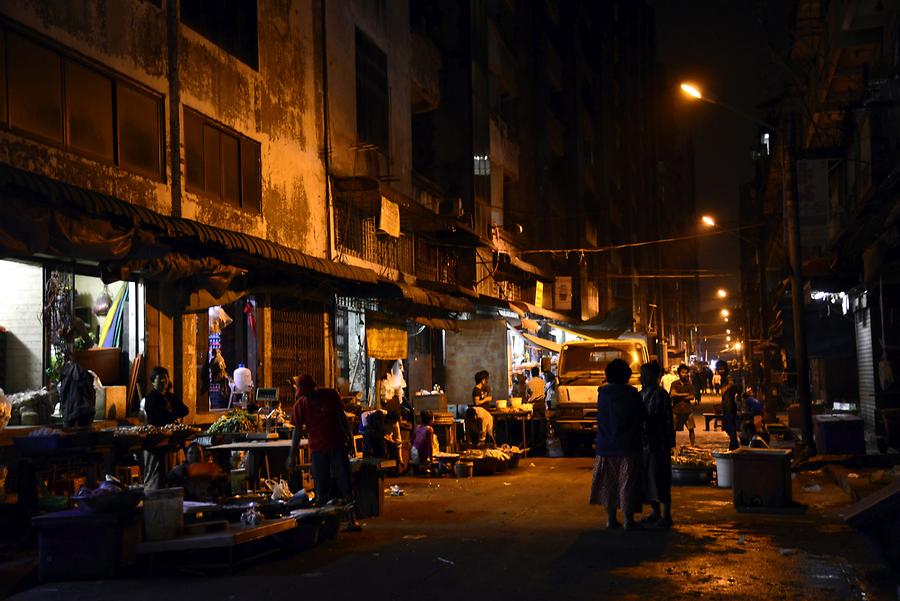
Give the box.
[682,80,814,452]
[717,288,727,298]
[701,214,717,227]
[721,309,730,318]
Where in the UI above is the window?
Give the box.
[184,108,261,211]
[117,83,163,178]
[355,29,389,151]
[65,61,114,162]
[181,0,259,69]
[0,26,164,179]
[7,32,63,144]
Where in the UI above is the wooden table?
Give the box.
[205,439,309,490]
[488,410,532,457]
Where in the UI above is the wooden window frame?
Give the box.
[183,107,261,213]
[0,20,165,181]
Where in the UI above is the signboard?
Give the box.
[554,276,572,311]
[377,196,400,238]
[534,280,544,308]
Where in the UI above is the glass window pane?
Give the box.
[221,133,239,206]
[203,124,221,198]
[117,83,162,179]
[65,60,114,161]
[184,110,204,191]
[7,33,63,143]
[241,138,260,212]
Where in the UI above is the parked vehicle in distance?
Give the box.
[550,337,649,455]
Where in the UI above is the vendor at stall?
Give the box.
[166,442,227,501]
[472,370,493,407]
[143,366,189,489]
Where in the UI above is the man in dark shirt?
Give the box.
[287,374,361,531]
[471,370,492,406]
[143,366,189,489]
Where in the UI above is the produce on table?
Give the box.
[0,389,11,430]
[672,446,714,467]
[207,409,255,434]
[74,475,126,498]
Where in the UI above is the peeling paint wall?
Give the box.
[325,0,413,199]
[0,0,172,214]
[0,0,328,258]
[179,1,327,256]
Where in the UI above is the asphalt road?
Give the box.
[12,451,896,601]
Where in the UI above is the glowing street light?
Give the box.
[734,341,743,351]
[701,215,716,227]
[717,288,727,298]
[720,309,730,317]
[726,336,732,342]
[680,82,703,100]
[726,329,731,334]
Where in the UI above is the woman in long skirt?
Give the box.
[589,359,646,530]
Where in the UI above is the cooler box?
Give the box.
[412,393,448,415]
[731,448,793,508]
[813,414,865,455]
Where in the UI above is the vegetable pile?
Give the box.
[672,446,714,467]
[207,409,255,434]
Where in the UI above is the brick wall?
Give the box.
[0,260,44,393]
[444,319,510,406]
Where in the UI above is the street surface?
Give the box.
[10,399,897,601]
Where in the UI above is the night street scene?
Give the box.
[2,0,900,599]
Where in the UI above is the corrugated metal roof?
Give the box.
[0,163,380,284]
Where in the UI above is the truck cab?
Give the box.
[550,338,649,453]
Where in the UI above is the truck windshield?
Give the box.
[560,345,642,375]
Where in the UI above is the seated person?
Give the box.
[743,388,764,415]
[752,414,770,444]
[167,443,227,501]
[360,409,401,458]
[739,421,769,448]
[411,410,439,467]
[464,405,495,446]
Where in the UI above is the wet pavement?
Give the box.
[9,399,899,600]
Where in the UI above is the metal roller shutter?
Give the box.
[854,306,876,434]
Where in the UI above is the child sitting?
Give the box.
[411,410,439,471]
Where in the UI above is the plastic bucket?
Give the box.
[143,487,184,541]
[712,451,733,488]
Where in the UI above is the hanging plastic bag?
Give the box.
[92,284,112,316]
[265,478,292,501]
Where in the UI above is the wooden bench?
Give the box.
[703,413,723,431]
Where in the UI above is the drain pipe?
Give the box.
[320,0,334,260]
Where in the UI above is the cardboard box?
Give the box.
[102,386,127,420]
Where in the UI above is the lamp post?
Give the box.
[683,82,814,451]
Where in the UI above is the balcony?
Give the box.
[488,22,517,96]
[489,116,520,182]
[410,32,442,114]
[547,113,565,157]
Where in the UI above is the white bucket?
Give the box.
[712,451,733,488]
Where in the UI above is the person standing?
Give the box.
[670,364,696,447]
[660,365,679,393]
[589,359,646,530]
[143,366,189,489]
[690,364,704,405]
[640,362,675,528]
[721,375,741,450]
[287,374,361,531]
[527,366,548,447]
